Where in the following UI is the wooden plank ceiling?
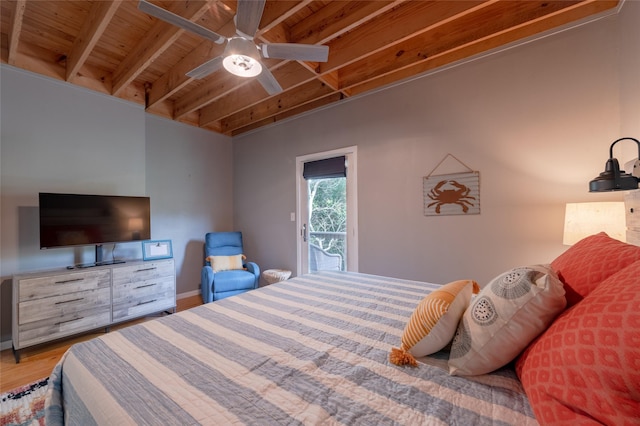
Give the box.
[0,0,620,136]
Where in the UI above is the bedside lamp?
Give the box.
[589,137,640,192]
[563,202,626,245]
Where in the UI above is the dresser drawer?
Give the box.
[18,287,111,325]
[112,276,174,303]
[113,260,174,287]
[17,306,111,349]
[112,281,175,322]
[17,269,111,302]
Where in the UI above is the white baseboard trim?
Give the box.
[177,289,200,300]
[0,289,201,352]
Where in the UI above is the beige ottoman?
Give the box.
[262,269,292,285]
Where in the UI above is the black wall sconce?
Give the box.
[589,137,640,192]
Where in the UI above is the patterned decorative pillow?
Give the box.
[448,265,566,376]
[516,259,640,425]
[551,231,640,307]
[206,254,246,272]
[390,279,479,366]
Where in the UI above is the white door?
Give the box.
[296,147,358,275]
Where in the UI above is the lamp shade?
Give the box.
[563,202,626,245]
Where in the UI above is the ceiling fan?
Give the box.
[138,0,330,95]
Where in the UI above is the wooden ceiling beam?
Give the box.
[173,70,242,118]
[290,0,405,46]
[258,0,314,39]
[7,0,26,65]
[346,0,619,96]
[196,0,404,126]
[200,61,314,126]
[229,92,343,136]
[111,1,211,97]
[337,0,603,89]
[196,1,485,130]
[320,0,490,73]
[147,0,306,110]
[199,61,315,126]
[66,0,120,82]
[220,79,335,132]
[146,17,238,108]
[251,1,404,93]
[172,54,282,118]
[146,40,219,107]
[214,0,617,135]
[145,3,237,108]
[7,38,146,106]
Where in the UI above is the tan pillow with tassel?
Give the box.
[390,279,479,366]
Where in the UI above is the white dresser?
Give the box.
[12,258,175,362]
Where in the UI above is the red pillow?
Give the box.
[516,260,640,425]
[551,232,640,307]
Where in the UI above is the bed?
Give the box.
[43,232,640,425]
[45,271,537,425]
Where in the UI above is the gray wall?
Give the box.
[144,115,234,302]
[620,0,640,135]
[233,2,639,285]
[0,68,233,345]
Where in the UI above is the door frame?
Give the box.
[295,146,358,276]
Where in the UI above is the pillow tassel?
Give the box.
[389,347,417,367]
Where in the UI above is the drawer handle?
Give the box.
[135,283,157,289]
[55,317,83,326]
[55,278,84,284]
[55,298,84,305]
[137,299,157,306]
[135,267,157,273]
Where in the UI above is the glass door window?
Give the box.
[296,147,358,275]
[307,177,346,271]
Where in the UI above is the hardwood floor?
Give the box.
[0,294,202,393]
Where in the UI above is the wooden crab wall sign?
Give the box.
[423,172,480,216]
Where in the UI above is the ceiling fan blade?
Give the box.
[138,0,226,44]
[186,56,224,79]
[256,66,283,96]
[235,0,266,38]
[260,43,329,62]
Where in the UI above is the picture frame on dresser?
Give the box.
[142,239,173,260]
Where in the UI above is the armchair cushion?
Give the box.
[207,254,246,272]
[211,270,256,291]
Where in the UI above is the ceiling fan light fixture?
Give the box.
[223,55,262,77]
[223,37,262,78]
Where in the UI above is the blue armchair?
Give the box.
[201,232,260,303]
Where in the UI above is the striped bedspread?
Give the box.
[45,271,537,425]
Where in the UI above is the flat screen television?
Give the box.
[39,193,151,261]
